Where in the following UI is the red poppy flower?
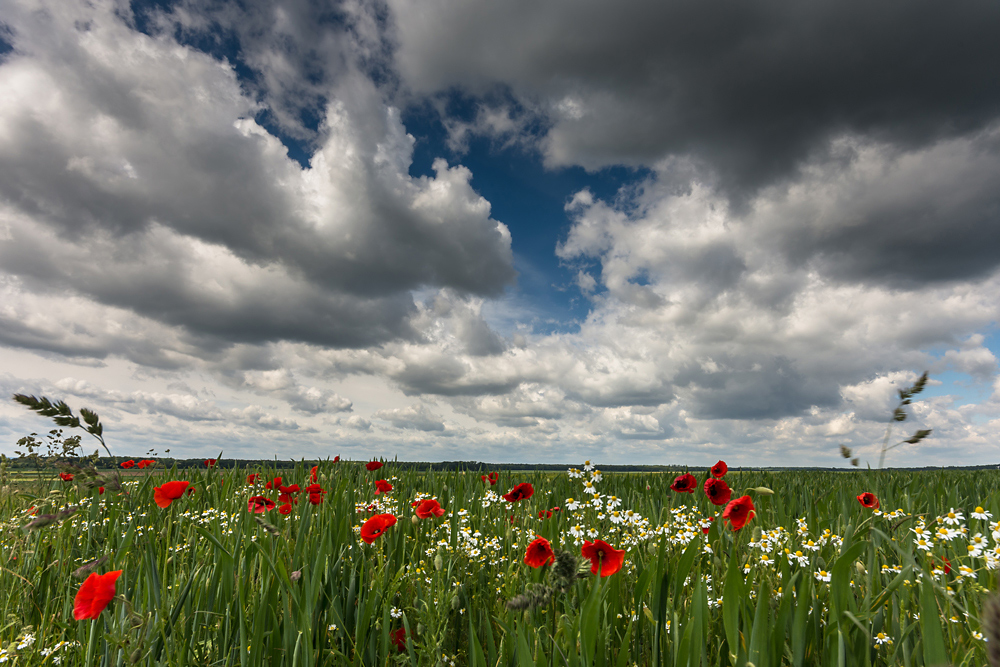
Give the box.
[722,495,756,531]
[415,498,446,519]
[702,516,715,534]
[74,570,122,620]
[710,460,728,478]
[581,539,626,577]
[98,487,104,495]
[153,481,191,508]
[246,474,259,485]
[481,471,499,485]
[278,493,299,504]
[308,493,325,505]
[279,484,301,495]
[137,459,156,469]
[310,465,318,483]
[204,459,217,467]
[333,455,340,463]
[538,509,553,519]
[552,507,561,512]
[264,477,282,490]
[524,536,556,568]
[391,627,408,652]
[59,472,74,481]
[366,461,384,472]
[278,502,293,515]
[304,483,325,495]
[857,492,880,509]
[704,478,732,506]
[374,480,394,495]
[120,460,135,469]
[670,473,697,493]
[360,513,397,544]
[502,482,534,503]
[248,496,276,513]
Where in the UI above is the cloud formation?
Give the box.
[0,0,998,466]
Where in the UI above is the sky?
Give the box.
[1,0,1000,467]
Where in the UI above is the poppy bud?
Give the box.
[290,570,302,582]
[855,562,866,576]
[451,595,461,611]
[442,485,448,492]
[411,515,419,525]
[750,486,774,496]
[751,526,762,543]
[434,553,443,571]
[416,623,424,635]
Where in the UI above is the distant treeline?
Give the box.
[3,455,998,473]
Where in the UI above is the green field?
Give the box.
[1,460,997,666]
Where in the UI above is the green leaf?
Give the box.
[919,580,948,666]
[722,548,743,666]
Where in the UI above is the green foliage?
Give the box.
[0,461,997,665]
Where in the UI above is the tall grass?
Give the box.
[1,461,997,665]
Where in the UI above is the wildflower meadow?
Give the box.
[2,397,999,666]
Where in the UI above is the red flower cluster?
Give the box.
[360,514,397,543]
[581,539,625,576]
[248,496,276,513]
[375,480,394,495]
[481,472,499,485]
[414,498,445,519]
[857,492,880,509]
[502,482,534,503]
[722,495,755,531]
[391,627,409,652]
[670,473,697,493]
[305,483,326,505]
[704,478,732,506]
[524,536,555,568]
[366,461,384,472]
[74,570,122,620]
[310,465,319,483]
[154,481,192,508]
[278,484,300,504]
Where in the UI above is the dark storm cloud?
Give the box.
[0,0,514,361]
[755,130,1000,287]
[673,356,840,420]
[391,0,1000,192]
